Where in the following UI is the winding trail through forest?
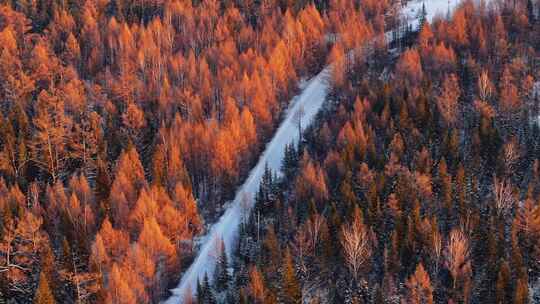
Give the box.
[164,1,476,302]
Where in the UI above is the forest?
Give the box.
[0,0,540,303]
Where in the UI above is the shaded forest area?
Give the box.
[219,1,540,304]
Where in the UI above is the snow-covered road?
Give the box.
[164,1,482,302]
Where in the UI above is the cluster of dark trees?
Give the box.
[192,0,540,303]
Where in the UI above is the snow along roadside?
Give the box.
[163,1,479,302]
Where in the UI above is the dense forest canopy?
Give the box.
[233,0,540,303]
[1,0,540,303]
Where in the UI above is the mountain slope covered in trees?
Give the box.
[165,0,471,302]
[1,0,540,303]
[212,1,540,303]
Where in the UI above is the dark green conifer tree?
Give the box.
[199,273,216,304]
[256,163,274,215]
[281,143,298,180]
[214,239,231,292]
[528,0,536,25]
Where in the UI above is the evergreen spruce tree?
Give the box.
[528,0,536,25]
[281,247,301,304]
[214,239,231,292]
[281,143,298,180]
[256,163,274,215]
[225,289,237,304]
[233,259,249,289]
[200,273,217,304]
[197,279,205,304]
[271,171,280,200]
[418,2,427,31]
[207,289,217,304]
[34,272,56,304]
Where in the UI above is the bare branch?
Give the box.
[340,209,372,281]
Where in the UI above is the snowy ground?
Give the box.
[402,0,496,29]
[383,0,485,43]
[402,0,461,30]
[163,1,482,303]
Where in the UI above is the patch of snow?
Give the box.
[401,0,478,30]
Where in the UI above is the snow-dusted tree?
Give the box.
[292,212,326,276]
[213,239,230,292]
[59,246,100,304]
[30,90,72,183]
[500,139,520,176]
[292,224,311,279]
[340,207,372,282]
[515,198,540,236]
[0,212,43,298]
[444,228,471,301]
[281,143,298,180]
[255,163,275,215]
[477,70,493,102]
[492,177,516,216]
